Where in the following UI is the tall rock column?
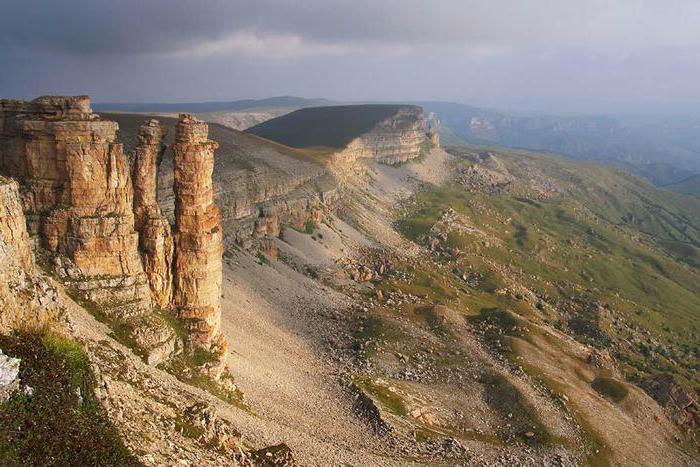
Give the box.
[172,114,226,354]
[133,120,174,309]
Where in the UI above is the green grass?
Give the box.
[304,220,318,234]
[354,378,407,416]
[0,331,136,466]
[398,146,700,393]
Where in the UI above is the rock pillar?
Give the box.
[172,114,226,353]
[133,120,174,309]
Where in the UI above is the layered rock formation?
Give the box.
[0,97,228,363]
[0,177,62,333]
[327,107,427,173]
[172,115,225,353]
[0,177,33,272]
[133,120,173,309]
[0,96,151,318]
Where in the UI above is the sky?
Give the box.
[2,0,700,114]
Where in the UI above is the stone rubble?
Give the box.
[0,349,20,403]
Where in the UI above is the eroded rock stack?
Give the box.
[172,114,226,354]
[0,96,151,318]
[0,97,228,364]
[133,120,174,309]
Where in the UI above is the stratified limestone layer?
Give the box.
[0,177,62,333]
[133,120,173,309]
[0,96,151,318]
[328,107,427,177]
[172,114,226,353]
[0,177,33,272]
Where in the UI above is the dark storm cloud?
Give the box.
[2,0,700,112]
[4,0,700,56]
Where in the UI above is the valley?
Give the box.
[0,96,698,466]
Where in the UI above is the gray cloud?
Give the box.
[4,0,700,56]
[2,0,700,112]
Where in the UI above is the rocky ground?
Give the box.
[2,139,697,465]
[209,145,697,465]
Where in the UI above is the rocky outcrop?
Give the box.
[133,120,173,309]
[0,177,33,272]
[0,96,152,319]
[640,374,699,432]
[329,107,426,174]
[0,97,229,365]
[0,177,63,333]
[0,349,20,403]
[172,115,226,353]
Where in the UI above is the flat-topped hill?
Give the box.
[246,104,422,149]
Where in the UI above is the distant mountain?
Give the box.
[417,101,700,186]
[93,96,334,113]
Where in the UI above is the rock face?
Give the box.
[329,107,426,173]
[0,177,33,272]
[172,115,225,353]
[0,177,63,334]
[0,97,152,318]
[133,120,173,309]
[0,97,228,363]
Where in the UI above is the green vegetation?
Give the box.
[397,145,700,393]
[247,104,420,149]
[304,220,318,234]
[0,331,136,466]
[159,350,247,412]
[591,377,629,402]
[354,378,407,416]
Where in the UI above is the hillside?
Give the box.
[2,101,698,465]
[666,173,700,198]
[246,104,420,149]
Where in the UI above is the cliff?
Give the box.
[328,106,427,170]
[132,120,173,309]
[106,113,336,248]
[0,96,152,319]
[0,97,227,365]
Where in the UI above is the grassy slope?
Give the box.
[397,146,700,393]
[246,104,418,149]
[0,332,136,465]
